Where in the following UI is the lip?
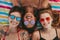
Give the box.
[43,23,48,26]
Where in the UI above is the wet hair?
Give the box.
[9,6,25,31]
[22,6,38,34]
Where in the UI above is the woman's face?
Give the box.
[8,12,21,28]
[24,12,36,28]
[40,13,53,28]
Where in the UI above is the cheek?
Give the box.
[48,20,52,24]
[40,20,45,26]
[16,21,20,25]
[47,19,52,23]
[24,17,27,21]
[32,17,35,20]
[41,22,44,25]
[39,19,44,24]
[8,17,12,23]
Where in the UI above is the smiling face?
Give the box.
[24,12,36,28]
[8,12,21,28]
[40,13,53,28]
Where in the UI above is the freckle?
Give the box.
[16,23,18,24]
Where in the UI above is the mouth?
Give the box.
[26,16,32,19]
[43,23,48,26]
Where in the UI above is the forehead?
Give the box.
[10,12,21,17]
[40,13,51,18]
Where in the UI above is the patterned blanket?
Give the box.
[49,0,60,12]
[0,0,13,25]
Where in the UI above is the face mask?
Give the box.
[24,20,35,26]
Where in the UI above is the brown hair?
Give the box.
[38,9,53,19]
[52,11,60,28]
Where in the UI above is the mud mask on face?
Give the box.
[24,20,35,26]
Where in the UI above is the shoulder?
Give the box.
[33,30,40,39]
[56,28,60,33]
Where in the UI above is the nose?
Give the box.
[44,19,47,23]
[13,18,16,22]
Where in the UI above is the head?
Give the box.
[38,9,53,29]
[22,6,37,28]
[8,6,24,29]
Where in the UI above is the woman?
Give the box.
[22,6,39,40]
[1,6,29,40]
[38,9,59,40]
[32,8,59,40]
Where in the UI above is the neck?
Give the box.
[43,26,53,32]
[9,26,17,33]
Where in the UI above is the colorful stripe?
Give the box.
[52,8,60,10]
[51,5,60,9]
[0,1,13,6]
[0,12,9,16]
[0,15,8,18]
[0,5,11,9]
[49,0,60,11]
[0,14,8,16]
[0,19,8,22]
[0,8,10,13]
[0,18,8,20]
[0,22,9,25]
[51,6,60,11]
[0,0,4,1]
[49,2,60,6]
[49,0,60,2]
[0,3,12,7]
[0,1,13,25]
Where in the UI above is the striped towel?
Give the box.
[49,0,60,12]
[0,0,13,25]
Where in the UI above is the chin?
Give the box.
[44,26,51,28]
[11,25,17,27]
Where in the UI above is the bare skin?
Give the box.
[40,28,56,40]
[32,31,40,40]
[1,29,29,40]
[12,0,49,9]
